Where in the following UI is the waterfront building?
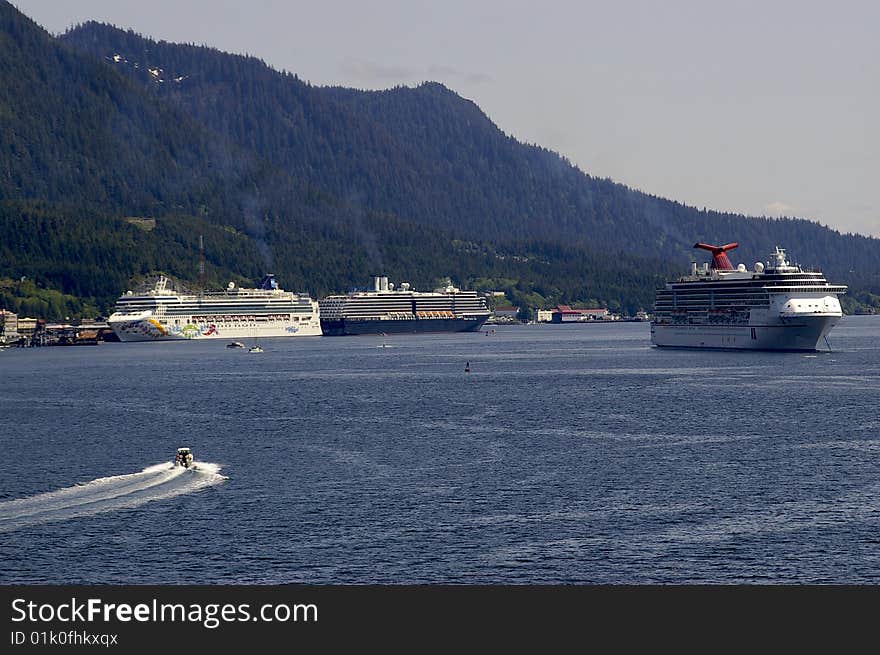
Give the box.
[0,310,18,342]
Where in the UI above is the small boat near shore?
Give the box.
[226,341,245,349]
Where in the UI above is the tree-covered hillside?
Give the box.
[61,21,880,277]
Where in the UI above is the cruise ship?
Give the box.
[108,274,321,342]
[651,242,847,350]
[319,276,491,336]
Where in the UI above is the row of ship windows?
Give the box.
[320,314,481,321]
[153,303,312,308]
[318,299,487,305]
[670,281,829,289]
[657,293,770,301]
[124,306,315,314]
[319,306,488,313]
[126,293,311,299]
[659,292,832,302]
[655,300,770,306]
[122,296,312,303]
[656,303,767,307]
[658,291,837,298]
[169,315,309,323]
[655,308,767,313]
[320,294,483,298]
[663,289,828,296]
[655,309,765,315]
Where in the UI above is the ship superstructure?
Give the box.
[108,274,321,342]
[319,276,491,336]
[651,243,847,350]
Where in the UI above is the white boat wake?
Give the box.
[0,462,226,533]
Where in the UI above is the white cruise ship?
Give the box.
[108,274,321,342]
[651,243,847,351]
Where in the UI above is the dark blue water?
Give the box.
[1,317,878,583]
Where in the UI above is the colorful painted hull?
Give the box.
[108,312,321,342]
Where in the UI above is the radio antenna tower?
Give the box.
[199,234,206,292]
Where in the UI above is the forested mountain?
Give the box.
[59,22,880,271]
[1,2,878,319]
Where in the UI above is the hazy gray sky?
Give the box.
[13,0,880,237]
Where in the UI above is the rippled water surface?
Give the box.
[1,317,879,583]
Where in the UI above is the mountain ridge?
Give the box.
[59,21,878,261]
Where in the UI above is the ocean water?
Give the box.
[1,317,878,584]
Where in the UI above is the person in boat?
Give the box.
[176,448,193,467]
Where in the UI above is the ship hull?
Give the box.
[650,314,841,351]
[109,316,322,342]
[320,316,489,336]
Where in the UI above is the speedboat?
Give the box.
[174,447,194,468]
[248,345,263,353]
[226,341,245,349]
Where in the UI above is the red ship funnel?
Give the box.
[694,242,738,270]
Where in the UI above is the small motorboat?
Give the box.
[174,447,194,468]
[226,341,245,349]
[248,345,263,353]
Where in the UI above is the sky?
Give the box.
[13,0,880,238]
